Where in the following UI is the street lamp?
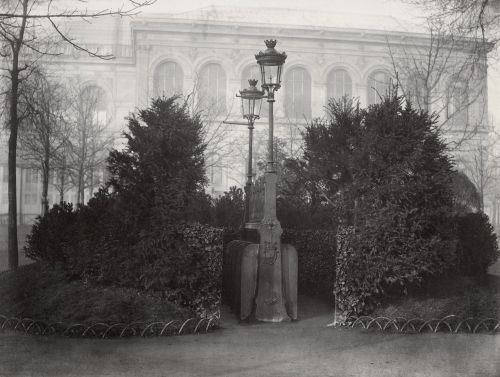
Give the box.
[255,39,287,172]
[238,79,264,224]
[251,39,293,322]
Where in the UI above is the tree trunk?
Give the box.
[41,158,49,216]
[7,0,29,270]
[59,166,65,203]
[8,53,20,271]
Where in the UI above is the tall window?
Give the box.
[197,63,227,117]
[447,80,469,127]
[153,61,183,98]
[284,67,312,120]
[241,64,268,118]
[327,69,352,101]
[367,71,391,105]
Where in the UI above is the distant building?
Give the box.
[0,6,496,225]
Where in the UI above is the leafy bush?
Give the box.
[24,97,223,315]
[456,212,499,276]
[213,186,244,228]
[451,171,481,214]
[25,202,77,263]
[329,95,458,318]
[282,229,337,297]
[0,262,189,323]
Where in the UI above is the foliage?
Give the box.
[455,212,499,277]
[325,95,457,318]
[24,202,77,263]
[373,274,499,320]
[282,229,337,298]
[24,97,222,315]
[107,96,207,227]
[212,186,244,228]
[451,170,481,214]
[0,262,188,324]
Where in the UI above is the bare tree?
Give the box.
[459,135,499,212]
[387,20,489,149]
[0,0,154,270]
[405,0,500,44]
[17,69,69,215]
[66,85,114,205]
[183,74,237,174]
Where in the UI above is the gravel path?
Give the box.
[1,295,499,377]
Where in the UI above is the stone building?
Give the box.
[0,6,496,225]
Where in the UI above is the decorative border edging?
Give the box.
[333,315,500,334]
[0,312,220,338]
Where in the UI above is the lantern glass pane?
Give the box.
[262,65,280,86]
[255,97,263,117]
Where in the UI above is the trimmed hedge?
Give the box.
[456,212,499,277]
[335,216,457,319]
[25,203,224,316]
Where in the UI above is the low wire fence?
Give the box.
[341,315,500,334]
[0,313,220,338]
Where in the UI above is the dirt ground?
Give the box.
[1,295,499,377]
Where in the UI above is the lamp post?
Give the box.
[253,39,289,322]
[238,79,264,225]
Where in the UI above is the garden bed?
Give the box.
[371,273,499,320]
[0,262,191,325]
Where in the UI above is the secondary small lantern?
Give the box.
[255,39,287,90]
[239,79,264,121]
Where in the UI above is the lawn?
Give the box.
[0,262,191,324]
[372,271,500,320]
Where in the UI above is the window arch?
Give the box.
[153,61,183,98]
[284,67,312,120]
[241,64,268,118]
[367,70,391,105]
[447,79,469,127]
[327,68,352,101]
[197,63,227,117]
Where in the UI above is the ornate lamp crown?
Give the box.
[248,79,258,88]
[239,79,264,99]
[265,39,277,48]
[255,39,287,65]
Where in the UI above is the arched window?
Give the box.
[284,67,312,120]
[327,69,352,101]
[241,64,268,118]
[367,70,391,105]
[153,61,183,98]
[197,63,227,117]
[447,79,469,127]
[79,86,108,125]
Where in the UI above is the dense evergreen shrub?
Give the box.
[456,212,499,276]
[25,202,77,263]
[282,229,337,297]
[327,95,457,318]
[25,97,223,315]
[212,186,244,228]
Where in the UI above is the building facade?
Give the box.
[0,6,496,224]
